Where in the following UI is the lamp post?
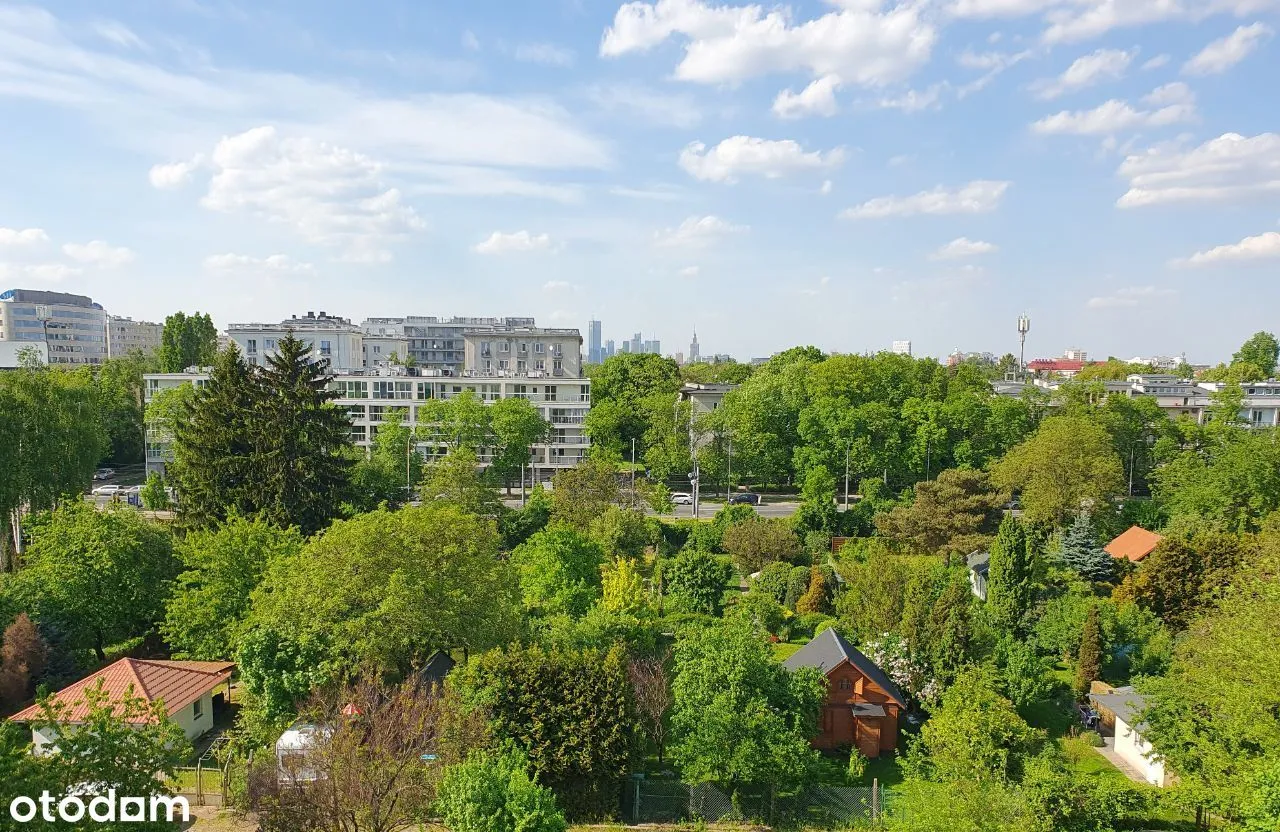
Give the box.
[725,435,733,502]
[631,437,637,492]
[689,466,700,520]
[843,440,852,511]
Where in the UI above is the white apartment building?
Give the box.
[227,312,364,370]
[106,315,163,357]
[0,289,108,365]
[892,340,912,356]
[463,328,583,378]
[360,316,537,375]
[143,367,590,477]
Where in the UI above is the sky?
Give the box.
[0,0,1277,364]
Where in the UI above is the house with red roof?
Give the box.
[9,659,233,755]
[1105,526,1164,563]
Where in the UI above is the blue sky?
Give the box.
[0,0,1277,363]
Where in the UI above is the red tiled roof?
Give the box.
[1027,359,1087,371]
[9,659,232,724]
[1105,526,1164,562]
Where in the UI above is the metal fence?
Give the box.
[624,777,895,827]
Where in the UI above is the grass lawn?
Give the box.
[771,641,805,661]
[861,752,906,788]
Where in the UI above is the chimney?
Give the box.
[320,310,327,317]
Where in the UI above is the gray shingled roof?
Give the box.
[1089,686,1151,730]
[782,628,907,708]
[967,549,990,576]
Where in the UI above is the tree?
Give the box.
[0,613,47,711]
[835,546,911,643]
[1074,604,1102,698]
[882,779,1040,832]
[498,485,552,549]
[795,567,833,615]
[913,667,1043,783]
[1233,331,1280,377]
[600,558,653,618]
[93,353,155,465]
[450,644,635,818]
[588,506,651,560]
[994,636,1051,712]
[875,468,1007,558]
[252,333,354,533]
[1152,429,1280,533]
[550,455,622,531]
[510,525,606,619]
[158,311,218,373]
[489,397,551,487]
[10,503,177,661]
[246,505,520,680]
[584,353,682,456]
[139,471,170,510]
[419,447,503,517]
[436,748,566,832]
[926,570,976,684]
[1113,529,1247,630]
[660,549,733,615]
[986,515,1035,637]
[669,618,825,791]
[721,516,803,575]
[628,649,672,763]
[1057,512,1113,582]
[350,409,422,511]
[421,391,491,453]
[991,415,1124,527]
[163,511,303,661]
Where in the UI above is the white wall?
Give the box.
[30,691,216,755]
[1115,716,1169,787]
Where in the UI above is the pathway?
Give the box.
[1093,736,1151,786]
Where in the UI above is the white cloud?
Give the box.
[1183,23,1273,75]
[148,156,204,189]
[679,265,700,277]
[473,230,554,254]
[1030,85,1196,135]
[878,84,946,112]
[948,0,1275,44]
[1142,54,1170,70]
[0,227,49,246]
[1031,48,1135,99]
[1,262,82,282]
[654,215,746,247]
[840,180,1010,219]
[932,237,999,259]
[600,0,937,89]
[679,136,845,183]
[542,279,573,291]
[515,43,576,67]
[171,126,425,261]
[1173,230,1280,266]
[61,240,134,267]
[461,30,480,50]
[772,75,841,119]
[91,20,146,50]
[203,253,316,274]
[1086,285,1176,308]
[1117,132,1280,208]
[820,179,833,195]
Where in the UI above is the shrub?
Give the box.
[1081,730,1105,748]
[847,750,868,784]
[436,748,566,832]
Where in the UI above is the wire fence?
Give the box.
[623,777,896,828]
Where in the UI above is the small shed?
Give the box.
[419,651,457,688]
[276,723,329,784]
[966,550,990,601]
[1088,685,1171,787]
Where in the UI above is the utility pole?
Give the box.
[843,440,851,511]
[725,436,732,501]
[631,437,637,492]
[1017,314,1031,370]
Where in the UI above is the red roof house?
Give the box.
[1105,526,1164,563]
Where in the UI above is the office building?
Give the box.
[588,319,603,364]
[227,311,364,370]
[689,331,701,363]
[107,316,163,357]
[0,289,108,365]
[892,340,912,356]
[603,339,616,359]
[1064,347,1088,362]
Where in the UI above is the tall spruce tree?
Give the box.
[252,334,353,533]
[171,345,260,529]
[1058,512,1114,582]
[986,514,1035,636]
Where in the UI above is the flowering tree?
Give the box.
[862,633,938,707]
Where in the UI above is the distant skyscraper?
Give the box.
[604,339,615,359]
[892,340,912,356]
[629,332,643,354]
[587,319,602,364]
[689,330,700,363]
[643,339,661,355]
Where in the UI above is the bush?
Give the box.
[784,566,811,609]
[436,748,566,832]
[847,750,868,783]
[1081,730,1105,748]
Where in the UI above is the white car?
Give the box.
[91,484,122,496]
[671,492,693,505]
[93,468,115,481]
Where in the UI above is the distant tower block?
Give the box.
[1017,315,1031,368]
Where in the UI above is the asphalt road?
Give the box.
[500,497,801,519]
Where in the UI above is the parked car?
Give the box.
[671,492,693,505]
[91,484,122,496]
[729,493,761,506]
[93,468,115,481]
[123,485,143,496]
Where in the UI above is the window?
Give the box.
[499,341,510,353]
[193,697,204,720]
[534,359,545,371]
[535,342,545,353]
[264,338,277,350]
[839,678,852,691]
[499,359,509,370]
[373,346,381,354]
[517,360,527,373]
[246,339,257,354]
[320,340,332,356]
[480,341,492,357]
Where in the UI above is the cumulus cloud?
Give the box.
[1117,132,1280,208]
[772,75,841,119]
[203,253,316,274]
[542,279,573,291]
[1173,230,1280,266]
[0,227,49,246]
[840,180,1010,219]
[1031,48,1135,99]
[1031,84,1196,135]
[515,43,576,67]
[654,215,746,247]
[473,231,554,254]
[148,156,204,189]
[679,136,844,182]
[932,237,999,259]
[1087,285,1177,308]
[62,240,134,267]
[878,84,946,112]
[600,0,936,89]
[1183,23,1272,75]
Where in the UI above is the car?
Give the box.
[92,468,115,481]
[123,485,143,496]
[729,493,761,506]
[671,492,693,505]
[91,484,122,496]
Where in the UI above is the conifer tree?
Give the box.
[987,514,1035,636]
[1058,512,1114,582]
[1074,603,1102,698]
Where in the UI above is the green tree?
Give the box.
[10,503,176,661]
[1233,331,1280,376]
[162,511,303,660]
[93,353,155,465]
[588,506,651,560]
[660,549,733,615]
[926,569,976,684]
[550,455,622,531]
[157,311,218,373]
[139,471,170,510]
[669,618,825,791]
[436,748,566,832]
[1113,529,1247,630]
[489,396,551,487]
[721,516,803,575]
[600,558,653,618]
[1057,512,1113,582]
[991,415,1125,526]
[349,408,422,511]
[875,468,1007,559]
[450,645,635,818]
[584,353,682,456]
[986,515,1035,637]
[913,667,1043,783]
[882,779,1040,832]
[511,525,606,619]
[419,447,503,517]
[498,485,553,549]
[1074,604,1102,698]
[420,390,491,452]
[1152,428,1280,533]
[236,625,333,732]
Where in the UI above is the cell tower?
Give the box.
[1017,314,1031,368]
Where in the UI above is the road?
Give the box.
[500,497,801,520]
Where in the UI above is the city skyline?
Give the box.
[0,2,1277,363]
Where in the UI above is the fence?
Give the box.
[165,758,231,807]
[624,777,896,827]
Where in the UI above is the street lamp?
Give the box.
[689,466,700,520]
[725,435,733,502]
[843,439,852,511]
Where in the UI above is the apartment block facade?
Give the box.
[107,315,163,357]
[227,312,364,370]
[462,328,583,378]
[0,289,108,365]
